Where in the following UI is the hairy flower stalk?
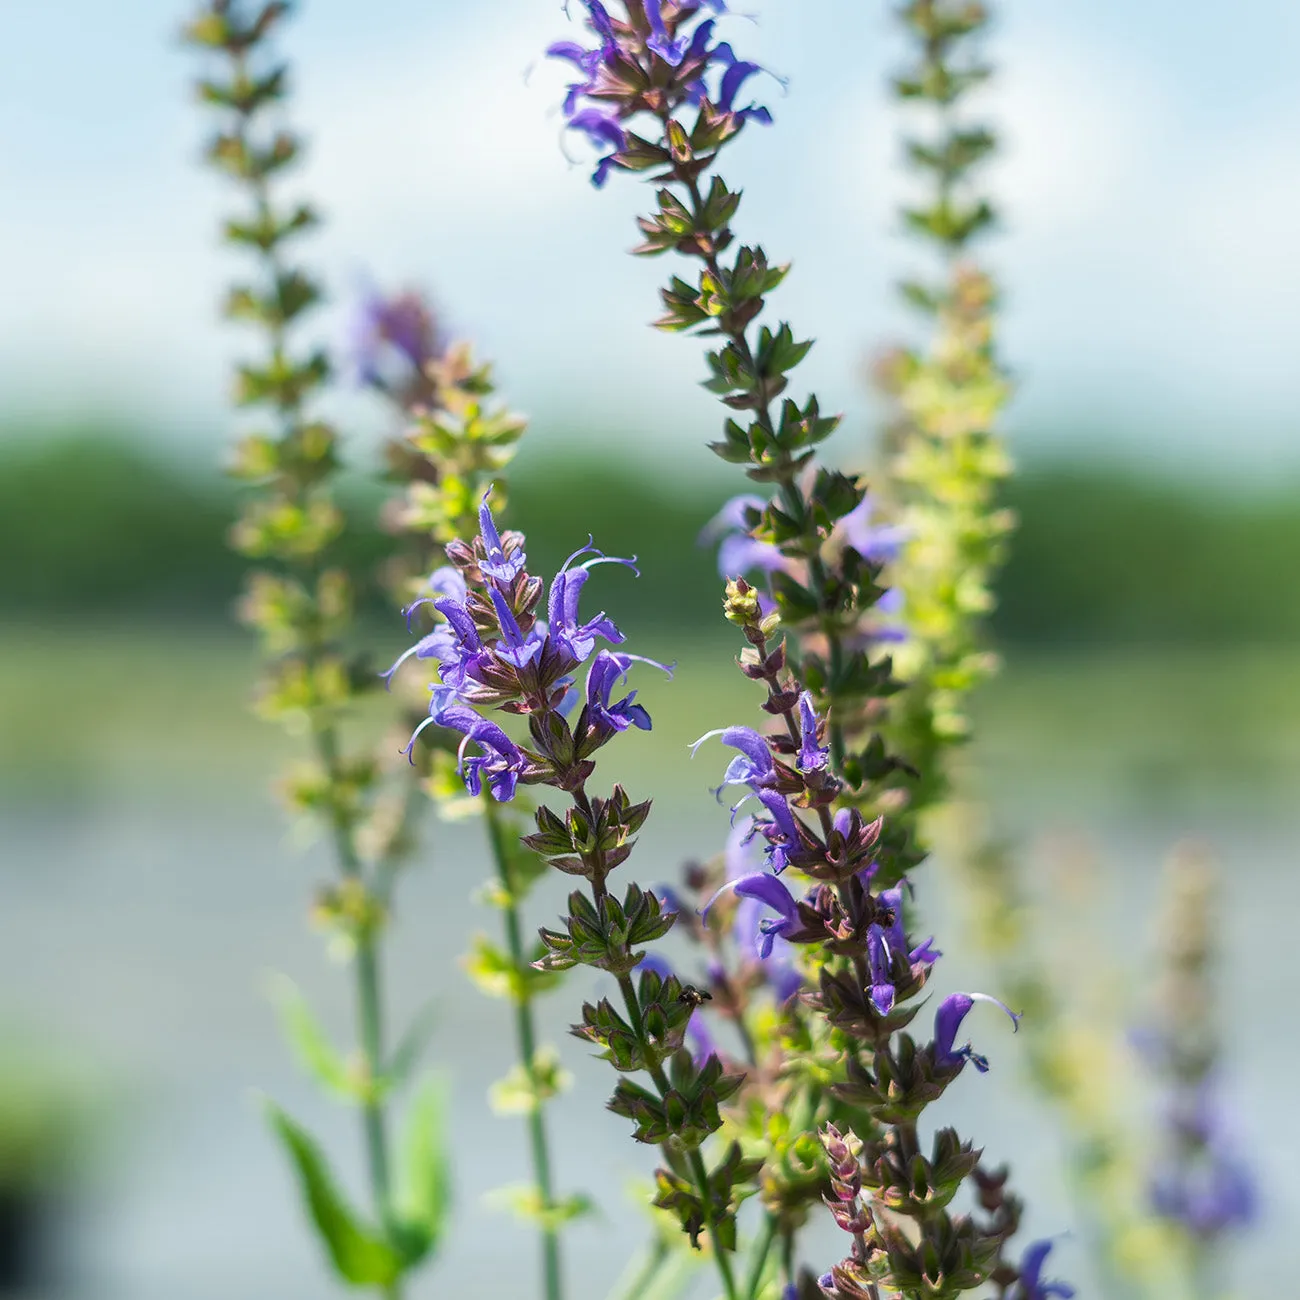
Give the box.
[544,3,1056,1295]
[185,6,447,1294]
[359,298,573,1300]
[396,495,754,1299]
[871,0,1014,814]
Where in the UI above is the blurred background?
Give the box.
[2,0,1298,1296]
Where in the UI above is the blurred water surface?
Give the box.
[2,630,1297,1297]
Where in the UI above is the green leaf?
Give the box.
[386,1000,439,1091]
[269,975,362,1102]
[264,1101,402,1286]
[393,1077,453,1266]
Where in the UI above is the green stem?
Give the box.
[614,972,740,1300]
[314,724,402,1299]
[741,1213,778,1300]
[485,797,564,1300]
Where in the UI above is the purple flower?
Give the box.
[488,587,545,670]
[839,493,908,564]
[715,52,774,125]
[689,725,776,790]
[861,885,939,1016]
[751,788,803,872]
[478,488,525,585]
[405,688,528,800]
[868,585,908,644]
[1014,1240,1075,1300]
[547,544,637,663]
[566,107,628,188]
[347,284,439,388]
[932,992,1021,1074]
[585,650,670,733]
[703,870,799,958]
[381,567,468,687]
[723,820,798,995]
[1149,1145,1257,1235]
[700,494,784,578]
[644,0,687,65]
[796,691,829,773]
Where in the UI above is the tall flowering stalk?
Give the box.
[1142,847,1257,1300]
[543,4,1064,1297]
[872,0,1013,814]
[356,292,579,1300]
[184,7,447,1295]
[391,495,762,1295]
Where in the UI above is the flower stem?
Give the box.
[613,972,740,1300]
[485,796,564,1300]
[741,1212,777,1299]
[314,725,403,1298]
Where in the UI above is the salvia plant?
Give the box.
[178,2,1264,1300]
[538,3,1070,1298]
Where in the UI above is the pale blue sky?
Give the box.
[3,0,1299,472]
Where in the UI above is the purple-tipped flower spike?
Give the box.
[1013,1240,1075,1300]
[478,487,525,585]
[703,871,799,959]
[689,725,776,790]
[796,691,829,773]
[933,992,1022,1074]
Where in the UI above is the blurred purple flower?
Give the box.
[700,494,784,578]
[1013,1240,1075,1300]
[839,494,908,563]
[348,285,440,388]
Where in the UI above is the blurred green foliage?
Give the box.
[3,434,1299,645]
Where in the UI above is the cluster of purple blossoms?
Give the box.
[546,1,775,186]
[693,697,1019,1075]
[386,489,668,798]
[1148,1076,1258,1235]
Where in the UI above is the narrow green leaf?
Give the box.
[264,1101,401,1286]
[386,1000,438,1091]
[393,1076,453,1266]
[269,975,361,1101]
